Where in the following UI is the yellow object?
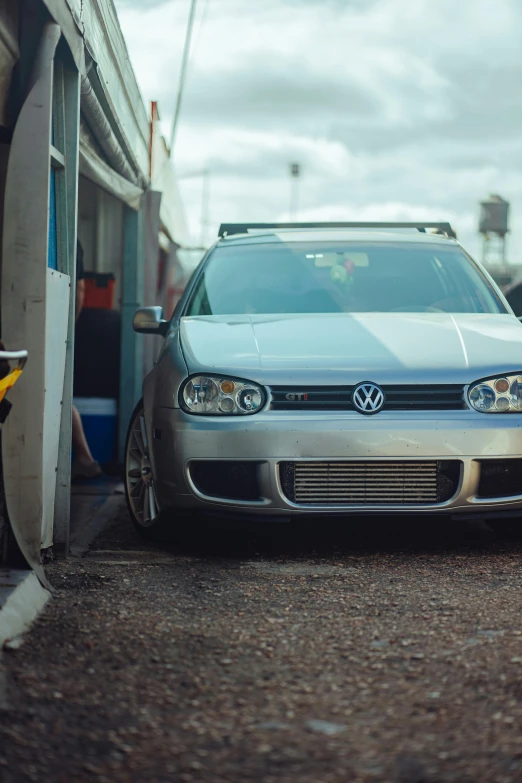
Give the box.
[0,367,23,403]
[221,380,235,394]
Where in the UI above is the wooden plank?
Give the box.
[1,22,61,587]
[53,62,80,552]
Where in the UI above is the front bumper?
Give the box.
[149,408,522,516]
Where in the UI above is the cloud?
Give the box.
[114,0,522,260]
[178,61,379,134]
[115,0,170,8]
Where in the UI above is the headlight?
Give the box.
[180,375,266,415]
[468,374,522,413]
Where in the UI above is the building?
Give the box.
[0,0,189,578]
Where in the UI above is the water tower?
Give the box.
[479,194,509,265]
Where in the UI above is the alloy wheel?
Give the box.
[125,406,158,527]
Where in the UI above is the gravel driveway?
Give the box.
[2,504,522,782]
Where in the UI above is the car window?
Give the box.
[185,241,506,316]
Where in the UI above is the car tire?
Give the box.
[124,399,167,540]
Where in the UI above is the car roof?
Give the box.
[217,229,457,247]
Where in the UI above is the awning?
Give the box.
[65,0,149,177]
[79,120,143,210]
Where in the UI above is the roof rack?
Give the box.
[218,221,455,238]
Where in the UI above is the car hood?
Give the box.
[179,313,522,385]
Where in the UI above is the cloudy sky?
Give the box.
[115,0,522,261]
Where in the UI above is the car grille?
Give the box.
[280,460,461,506]
[477,459,522,499]
[270,385,466,411]
[190,461,261,501]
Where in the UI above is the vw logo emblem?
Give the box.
[352,382,385,415]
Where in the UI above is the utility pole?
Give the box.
[289,162,300,220]
[169,0,198,156]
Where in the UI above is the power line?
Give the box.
[169,0,198,157]
[191,0,210,63]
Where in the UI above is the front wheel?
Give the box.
[124,400,163,538]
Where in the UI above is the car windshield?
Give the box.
[185,240,506,316]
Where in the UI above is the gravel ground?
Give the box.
[3,504,522,782]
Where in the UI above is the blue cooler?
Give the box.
[73,397,117,465]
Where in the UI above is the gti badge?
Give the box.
[352,382,385,414]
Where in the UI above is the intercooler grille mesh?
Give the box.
[280,461,459,505]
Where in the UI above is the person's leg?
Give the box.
[72,405,93,462]
[71,404,102,478]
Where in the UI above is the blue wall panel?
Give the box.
[48,169,58,269]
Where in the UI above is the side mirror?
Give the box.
[133,306,168,336]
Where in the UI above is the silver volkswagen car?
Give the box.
[125,222,522,536]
